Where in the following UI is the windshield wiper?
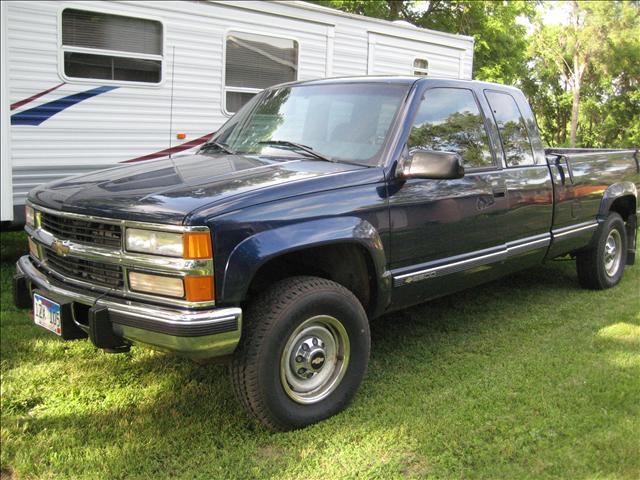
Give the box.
[200,141,236,155]
[258,140,334,162]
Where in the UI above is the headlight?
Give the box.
[129,271,184,298]
[25,205,35,228]
[125,228,212,259]
[126,229,184,257]
[128,272,214,301]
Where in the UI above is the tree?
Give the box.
[528,1,639,147]
[530,2,608,147]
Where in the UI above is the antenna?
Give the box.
[168,46,176,160]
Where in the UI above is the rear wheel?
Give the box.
[576,212,627,289]
[230,276,370,431]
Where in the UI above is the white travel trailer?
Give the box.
[0,0,475,224]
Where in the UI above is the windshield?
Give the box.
[207,83,410,166]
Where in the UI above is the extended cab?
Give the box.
[14,77,639,430]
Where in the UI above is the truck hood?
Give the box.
[29,153,370,224]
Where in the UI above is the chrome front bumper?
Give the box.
[15,256,242,360]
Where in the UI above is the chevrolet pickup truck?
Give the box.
[14,77,639,431]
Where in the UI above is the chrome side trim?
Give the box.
[506,233,551,256]
[394,249,505,286]
[393,233,551,287]
[552,221,598,239]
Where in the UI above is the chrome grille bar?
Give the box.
[40,211,122,248]
[44,247,124,289]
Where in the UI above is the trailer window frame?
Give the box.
[57,6,165,88]
[222,29,300,116]
[413,58,429,76]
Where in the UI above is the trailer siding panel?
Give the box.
[2,0,474,221]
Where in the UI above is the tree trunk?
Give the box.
[570,54,581,147]
[387,0,401,20]
[570,79,580,147]
[569,0,581,148]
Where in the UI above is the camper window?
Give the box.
[61,9,163,84]
[413,58,429,76]
[224,31,298,114]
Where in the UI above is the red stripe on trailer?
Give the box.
[10,83,65,111]
[122,132,215,163]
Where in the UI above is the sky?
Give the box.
[515,1,572,35]
[541,2,572,25]
[412,0,573,33]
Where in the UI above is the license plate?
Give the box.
[33,293,62,336]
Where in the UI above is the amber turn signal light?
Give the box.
[183,232,212,259]
[184,276,214,302]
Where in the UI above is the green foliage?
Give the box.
[315,0,534,84]
[311,0,639,148]
[526,1,640,147]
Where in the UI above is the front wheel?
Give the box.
[576,212,627,289]
[230,276,370,431]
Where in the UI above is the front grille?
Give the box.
[44,247,124,289]
[40,211,122,248]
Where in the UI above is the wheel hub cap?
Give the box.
[280,315,350,404]
[292,337,327,378]
[604,229,622,277]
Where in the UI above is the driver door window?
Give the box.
[408,88,494,169]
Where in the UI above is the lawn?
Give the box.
[1,230,639,479]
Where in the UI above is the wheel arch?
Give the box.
[220,217,391,316]
[597,182,637,265]
[598,182,637,220]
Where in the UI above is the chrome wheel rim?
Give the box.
[604,229,622,277]
[280,315,350,405]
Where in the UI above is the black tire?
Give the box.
[576,212,627,289]
[230,276,370,431]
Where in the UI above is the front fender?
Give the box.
[220,217,390,312]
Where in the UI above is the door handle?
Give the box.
[492,188,506,198]
[555,155,573,185]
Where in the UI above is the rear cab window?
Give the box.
[484,90,535,167]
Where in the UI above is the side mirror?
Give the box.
[397,149,465,180]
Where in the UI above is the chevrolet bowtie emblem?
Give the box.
[52,240,71,256]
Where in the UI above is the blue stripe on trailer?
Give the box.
[10,86,118,126]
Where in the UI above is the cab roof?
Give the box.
[279,76,521,93]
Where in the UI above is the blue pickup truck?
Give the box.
[14,77,639,430]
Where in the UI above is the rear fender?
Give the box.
[597,182,637,264]
[220,217,390,314]
[597,181,637,219]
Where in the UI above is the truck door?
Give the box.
[482,89,554,268]
[387,85,508,308]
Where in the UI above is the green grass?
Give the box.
[1,230,639,479]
